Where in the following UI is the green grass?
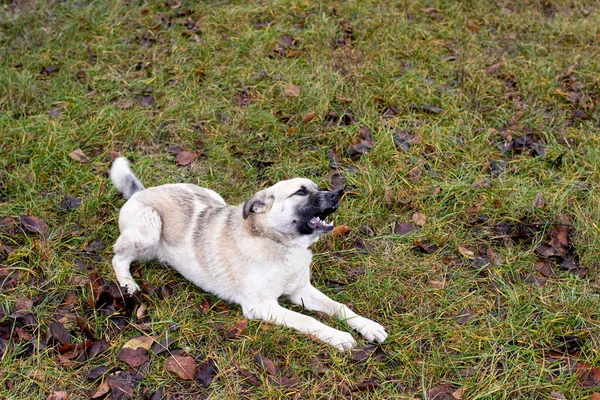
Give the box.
[1,0,600,398]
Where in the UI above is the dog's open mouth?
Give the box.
[307,215,334,230]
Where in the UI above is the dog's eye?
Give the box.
[295,189,307,196]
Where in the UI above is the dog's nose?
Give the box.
[325,191,339,201]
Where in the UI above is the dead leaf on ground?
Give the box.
[46,391,68,400]
[458,246,475,259]
[354,380,379,391]
[140,95,155,107]
[59,196,82,211]
[302,111,317,124]
[411,104,443,114]
[169,147,200,166]
[393,130,421,152]
[533,192,545,208]
[20,216,48,236]
[91,380,111,398]
[107,371,137,399]
[118,347,148,368]
[350,344,377,362]
[15,297,33,312]
[283,84,300,97]
[347,140,372,160]
[394,223,418,235]
[591,392,600,400]
[225,318,248,339]
[576,362,600,388]
[49,321,71,345]
[254,354,277,375]
[427,384,455,399]
[165,355,196,380]
[412,212,427,227]
[196,358,217,387]
[69,148,90,163]
[455,308,476,325]
[332,225,350,237]
[414,240,439,254]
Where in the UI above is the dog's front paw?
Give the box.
[117,277,140,295]
[320,329,357,351]
[349,317,388,344]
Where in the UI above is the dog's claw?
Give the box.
[349,317,388,344]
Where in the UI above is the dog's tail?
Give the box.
[110,157,145,199]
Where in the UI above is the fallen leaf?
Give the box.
[354,380,379,391]
[15,297,33,312]
[591,393,600,400]
[331,172,346,191]
[225,318,248,339]
[347,140,372,159]
[48,108,64,118]
[198,299,211,315]
[151,338,174,355]
[458,246,475,259]
[165,355,196,380]
[576,362,600,388]
[20,215,48,236]
[533,192,545,208]
[69,148,90,164]
[46,391,68,400]
[332,225,350,237]
[59,196,82,211]
[118,347,148,368]
[238,366,261,386]
[350,344,377,362]
[91,380,110,399]
[430,280,446,289]
[302,111,317,124]
[532,261,553,277]
[174,151,199,166]
[455,308,476,325]
[486,247,502,265]
[549,392,567,400]
[140,95,154,107]
[412,212,427,227]
[452,388,464,399]
[49,321,71,345]
[411,104,443,114]
[254,354,277,375]
[42,65,59,75]
[87,366,108,381]
[196,358,217,387]
[394,223,418,235]
[283,84,300,97]
[414,240,439,254]
[107,371,137,399]
[427,384,455,400]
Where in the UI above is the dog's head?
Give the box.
[242,178,340,239]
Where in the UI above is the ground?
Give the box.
[1,0,600,399]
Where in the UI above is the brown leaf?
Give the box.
[331,172,346,191]
[69,148,90,164]
[198,299,211,315]
[576,362,600,388]
[302,111,317,124]
[486,247,502,265]
[88,366,108,381]
[487,62,502,75]
[118,347,148,368]
[412,212,427,227]
[409,166,422,184]
[458,246,475,259]
[455,308,476,325]
[174,151,199,166]
[91,380,110,399]
[254,354,277,375]
[347,140,372,160]
[49,321,71,345]
[354,380,379,391]
[15,297,33,312]
[225,318,248,339]
[59,196,82,211]
[107,372,136,399]
[411,104,443,114]
[414,240,439,254]
[350,344,377,362]
[591,393,600,400]
[332,225,350,237]
[427,384,455,400]
[394,223,418,235]
[151,338,174,355]
[196,358,217,387]
[452,388,464,399]
[140,95,155,107]
[165,355,196,380]
[532,261,553,277]
[46,391,68,400]
[238,366,261,386]
[20,216,48,236]
[533,192,545,208]
[283,84,300,97]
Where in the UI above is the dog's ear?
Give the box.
[242,191,273,219]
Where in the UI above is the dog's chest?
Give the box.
[275,247,312,294]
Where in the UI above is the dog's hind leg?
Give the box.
[112,206,162,294]
[242,301,357,351]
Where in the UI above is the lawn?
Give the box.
[1,0,600,398]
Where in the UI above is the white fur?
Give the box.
[109,158,387,350]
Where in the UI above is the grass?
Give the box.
[1,0,600,398]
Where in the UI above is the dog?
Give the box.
[109,157,387,350]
